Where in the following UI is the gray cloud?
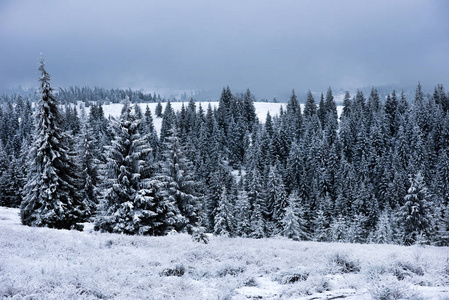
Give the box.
[1,0,448,99]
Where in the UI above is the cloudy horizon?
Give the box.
[1,0,448,99]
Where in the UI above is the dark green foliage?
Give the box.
[303,90,317,118]
[155,101,163,117]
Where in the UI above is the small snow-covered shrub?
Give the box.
[369,276,424,300]
[243,276,258,287]
[191,226,209,244]
[365,263,389,280]
[443,259,449,276]
[216,264,246,277]
[274,269,309,284]
[314,276,331,293]
[160,264,185,277]
[0,279,19,298]
[391,260,424,280]
[104,239,114,248]
[327,252,361,274]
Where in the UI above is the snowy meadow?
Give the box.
[79,101,342,133]
[2,207,449,299]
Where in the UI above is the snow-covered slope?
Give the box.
[1,207,448,299]
[85,102,343,136]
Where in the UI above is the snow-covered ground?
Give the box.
[82,102,343,135]
[1,206,449,299]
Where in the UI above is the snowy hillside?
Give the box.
[85,102,343,134]
[1,207,449,299]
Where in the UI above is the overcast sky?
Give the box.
[0,0,448,99]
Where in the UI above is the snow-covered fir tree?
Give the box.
[158,128,201,233]
[371,209,394,244]
[77,123,101,218]
[20,57,85,230]
[95,100,177,235]
[399,172,433,245]
[280,191,309,241]
[214,187,235,236]
[234,189,251,236]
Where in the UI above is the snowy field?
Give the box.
[83,102,343,135]
[1,207,449,299]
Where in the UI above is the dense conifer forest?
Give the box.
[2,59,449,246]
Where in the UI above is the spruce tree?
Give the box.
[249,200,266,238]
[243,88,257,129]
[266,164,288,228]
[77,124,101,218]
[95,101,177,235]
[371,209,393,244]
[214,187,235,236]
[21,57,85,229]
[399,172,432,245]
[280,192,308,241]
[143,105,159,159]
[235,189,251,236]
[158,128,201,233]
[304,90,317,118]
[155,101,163,117]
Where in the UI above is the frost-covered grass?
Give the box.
[2,206,449,299]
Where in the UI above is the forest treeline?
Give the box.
[2,59,449,246]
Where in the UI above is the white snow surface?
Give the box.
[1,206,449,299]
[82,102,343,135]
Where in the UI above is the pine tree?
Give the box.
[330,215,348,242]
[286,89,303,140]
[399,172,432,245]
[160,99,176,148]
[143,105,159,159]
[265,112,274,138]
[95,101,177,235]
[214,187,235,236]
[205,160,234,231]
[249,200,266,238]
[318,92,326,129]
[266,164,288,228]
[371,209,393,244]
[281,192,309,241]
[304,90,317,118]
[158,128,201,233]
[325,87,338,120]
[21,57,85,230]
[346,214,367,243]
[243,88,257,129]
[77,123,101,218]
[0,155,26,208]
[313,209,329,242]
[155,101,163,117]
[341,91,352,120]
[384,91,399,136]
[234,189,251,236]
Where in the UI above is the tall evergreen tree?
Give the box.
[281,191,309,241]
[214,187,235,236]
[21,57,85,229]
[399,172,432,245]
[304,90,317,118]
[95,101,177,235]
[77,123,101,218]
[158,128,201,233]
